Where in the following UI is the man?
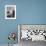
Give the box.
[7,7,15,18]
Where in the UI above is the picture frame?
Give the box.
[5,5,16,19]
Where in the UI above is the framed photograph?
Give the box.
[5,5,16,19]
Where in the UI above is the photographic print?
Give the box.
[5,5,16,19]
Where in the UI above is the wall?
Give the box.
[0,0,18,44]
[0,0,46,44]
[17,0,46,24]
